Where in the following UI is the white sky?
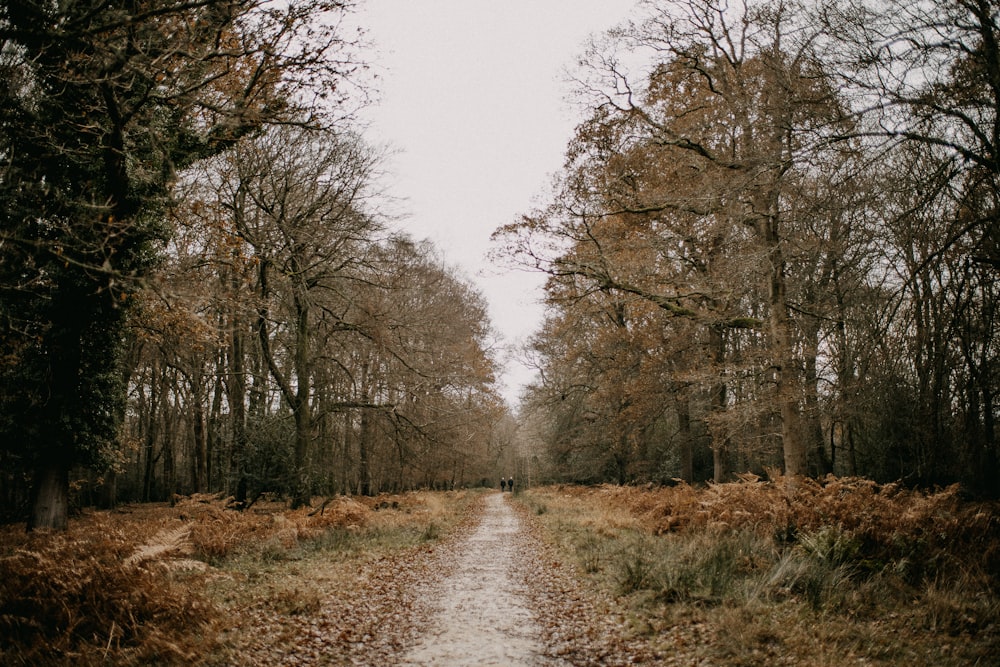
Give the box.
[355,0,638,406]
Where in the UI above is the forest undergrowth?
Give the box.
[0,489,478,666]
[3,479,999,665]
[518,476,1000,666]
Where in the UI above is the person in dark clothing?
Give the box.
[507,477,514,493]
[500,477,506,492]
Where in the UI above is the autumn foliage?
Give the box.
[2,482,997,665]
[549,476,1000,580]
[0,493,403,665]
[524,479,1000,664]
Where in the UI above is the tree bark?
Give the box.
[28,462,69,531]
[290,287,313,509]
[803,325,832,476]
[708,325,730,483]
[675,392,694,483]
[359,409,372,496]
[229,272,248,503]
[766,224,807,477]
[192,385,208,493]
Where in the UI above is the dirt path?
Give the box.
[216,492,653,666]
[400,492,548,665]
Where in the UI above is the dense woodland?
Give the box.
[1,0,999,530]
[499,0,1000,493]
[0,0,504,529]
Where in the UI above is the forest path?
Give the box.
[399,492,547,666]
[215,491,653,666]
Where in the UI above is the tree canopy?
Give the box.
[496,0,1000,493]
[0,0,366,528]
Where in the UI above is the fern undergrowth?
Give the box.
[521,478,1000,666]
[0,489,479,666]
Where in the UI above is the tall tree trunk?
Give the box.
[292,402,312,507]
[142,361,161,502]
[255,260,314,508]
[229,290,248,503]
[341,410,352,495]
[358,361,372,496]
[760,199,806,477]
[162,402,175,501]
[615,430,630,485]
[708,325,729,482]
[833,272,856,477]
[28,463,69,531]
[803,326,832,475]
[359,408,372,496]
[675,391,694,483]
[290,289,313,508]
[29,295,87,530]
[192,386,208,493]
[209,363,225,491]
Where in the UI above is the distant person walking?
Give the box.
[500,477,506,492]
[507,477,514,493]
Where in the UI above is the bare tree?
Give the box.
[497,0,852,479]
[212,125,383,506]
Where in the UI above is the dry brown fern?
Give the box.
[124,524,194,568]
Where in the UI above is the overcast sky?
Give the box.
[355,0,638,405]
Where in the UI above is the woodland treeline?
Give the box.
[115,127,504,506]
[0,0,504,529]
[497,0,1000,493]
[2,0,999,530]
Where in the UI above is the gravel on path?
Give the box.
[399,492,547,665]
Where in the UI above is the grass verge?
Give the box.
[518,479,1000,666]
